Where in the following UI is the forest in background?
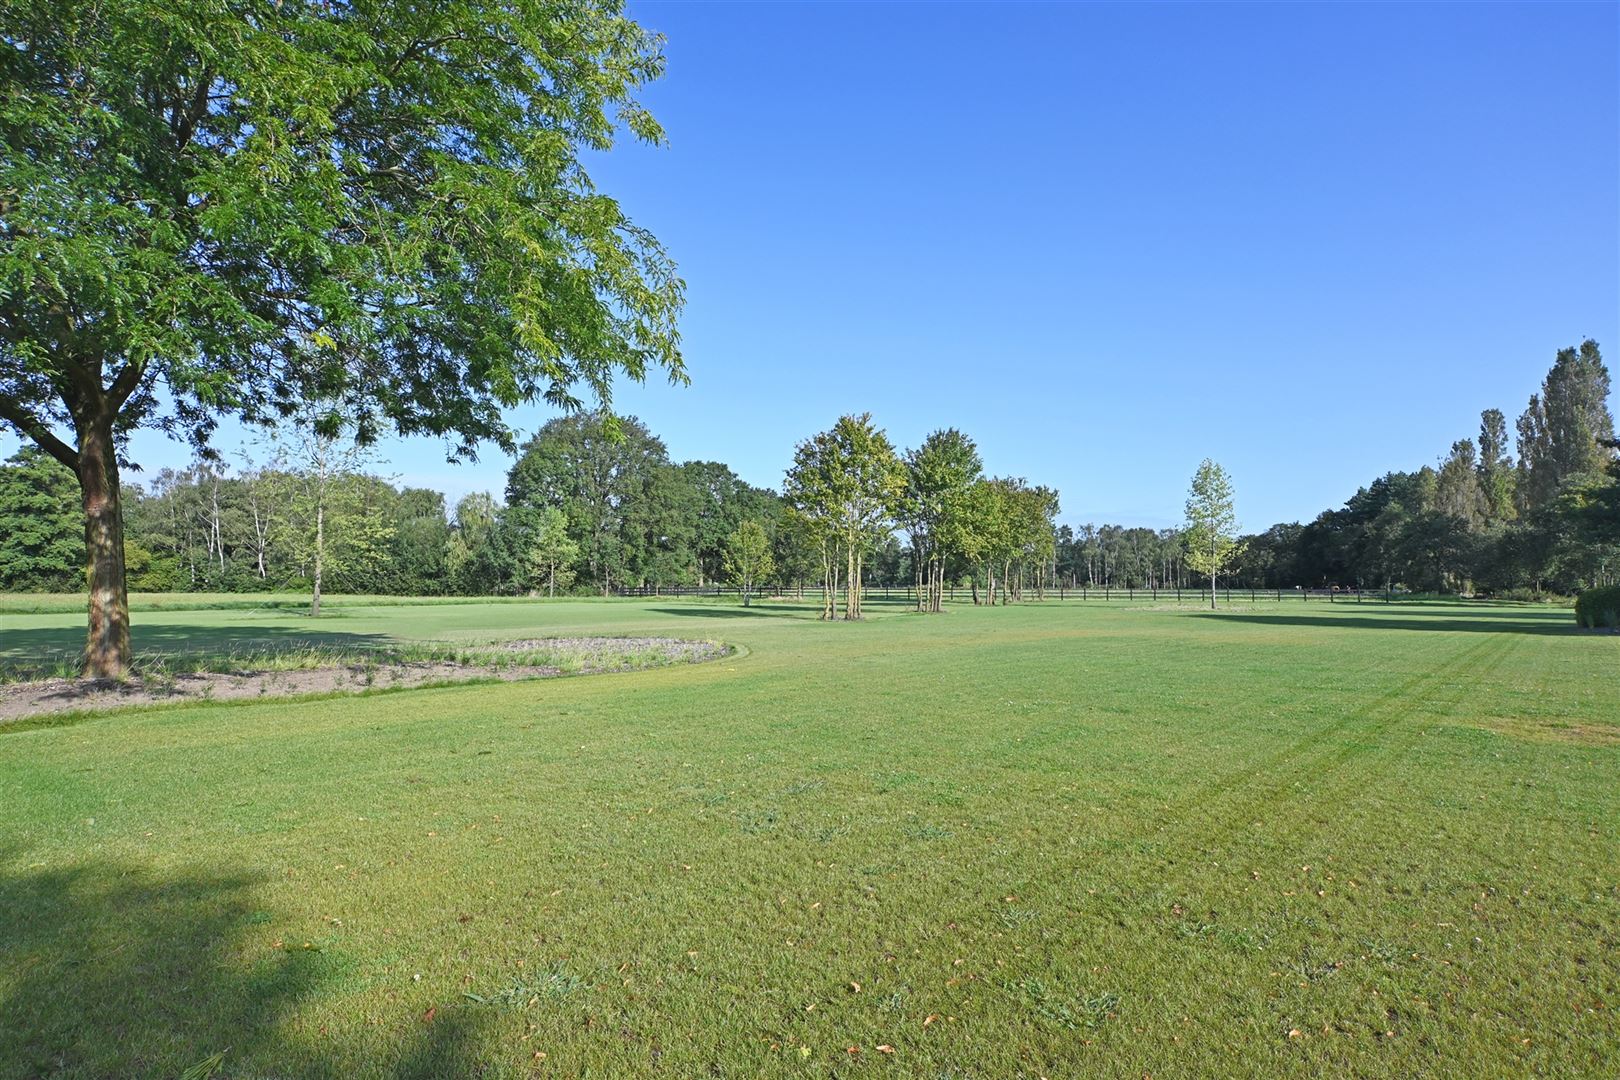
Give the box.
[2,341,1614,599]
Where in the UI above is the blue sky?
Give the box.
[10,1,1618,529]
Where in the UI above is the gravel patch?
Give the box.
[0,637,728,724]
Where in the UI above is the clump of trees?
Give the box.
[780,415,1062,619]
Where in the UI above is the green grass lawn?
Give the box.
[1,596,1615,1078]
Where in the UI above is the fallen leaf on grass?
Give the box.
[421,1006,437,1025]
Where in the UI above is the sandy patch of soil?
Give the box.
[0,637,727,724]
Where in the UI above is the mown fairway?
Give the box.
[1,597,1616,1078]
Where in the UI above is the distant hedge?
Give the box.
[1574,585,1620,629]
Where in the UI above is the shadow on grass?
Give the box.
[0,624,394,681]
[648,598,922,620]
[647,604,812,619]
[0,856,488,1079]
[1193,610,1581,635]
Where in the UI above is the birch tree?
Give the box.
[723,520,774,606]
[262,411,389,616]
[1184,459,1244,608]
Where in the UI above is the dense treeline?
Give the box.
[1228,340,1617,594]
[0,417,781,598]
[2,342,1613,602]
[0,412,1058,607]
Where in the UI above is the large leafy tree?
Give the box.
[446,492,515,596]
[783,414,903,621]
[0,0,684,676]
[962,478,1013,605]
[901,429,982,613]
[507,414,681,593]
[1011,482,1060,600]
[680,460,780,586]
[385,488,452,597]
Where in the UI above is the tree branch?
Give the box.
[0,394,80,470]
[107,360,147,409]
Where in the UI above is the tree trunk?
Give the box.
[856,551,864,619]
[845,542,857,620]
[77,419,131,680]
[311,499,325,617]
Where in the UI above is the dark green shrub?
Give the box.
[1574,584,1620,629]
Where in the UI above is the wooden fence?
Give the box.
[610,583,1399,603]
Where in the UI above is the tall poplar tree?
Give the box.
[1516,341,1615,514]
[1477,408,1516,524]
